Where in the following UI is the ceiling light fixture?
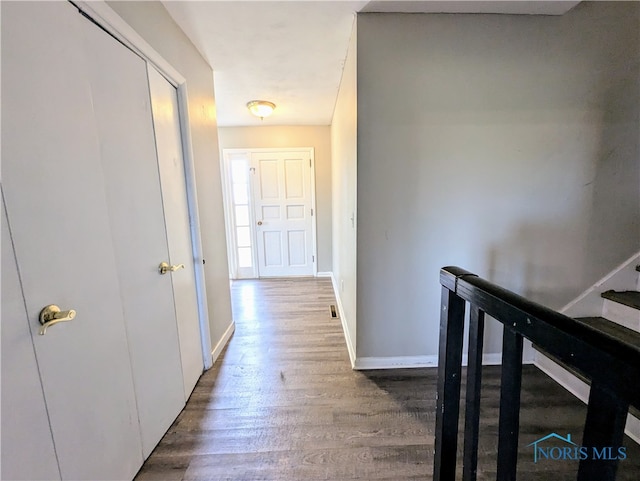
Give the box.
[247,100,276,120]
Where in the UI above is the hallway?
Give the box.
[135,278,640,481]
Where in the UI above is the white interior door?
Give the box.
[1,193,60,481]
[148,66,204,397]
[2,2,143,479]
[252,150,316,277]
[80,16,186,458]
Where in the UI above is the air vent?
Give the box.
[330,305,339,318]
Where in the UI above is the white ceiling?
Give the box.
[162,1,580,127]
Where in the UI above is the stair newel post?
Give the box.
[434,285,466,481]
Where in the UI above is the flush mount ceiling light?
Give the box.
[246,100,276,120]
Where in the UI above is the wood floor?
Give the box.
[135,278,640,481]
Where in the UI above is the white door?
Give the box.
[2,2,143,479]
[1,193,60,481]
[80,16,186,458]
[251,150,316,277]
[148,66,204,396]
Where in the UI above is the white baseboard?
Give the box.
[354,355,438,370]
[472,353,504,366]
[534,351,640,444]
[329,273,356,368]
[324,273,538,372]
[211,321,235,364]
[353,352,515,370]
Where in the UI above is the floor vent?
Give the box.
[330,305,339,318]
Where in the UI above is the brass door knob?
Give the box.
[257,221,263,226]
[39,305,76,335]
[159,262,186,275]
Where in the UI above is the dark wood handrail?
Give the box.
[434,266,640,481]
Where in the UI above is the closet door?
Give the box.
[79,14,186,458]
[1,194,60,481]
[2,2,143,479]
[148,67,204,397]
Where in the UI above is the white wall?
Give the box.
[107,1,233,356]
[356,2,640,360]
[331,21,358,363]
[217,126,332,273]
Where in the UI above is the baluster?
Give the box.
[434,286,466,481]
[463,306,485,481]
[496,327,523,481]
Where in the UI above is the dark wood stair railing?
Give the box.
[434,267,640,481]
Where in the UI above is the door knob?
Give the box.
[257,221,263,226]
[159,262,186,275]
[39,305,76,336]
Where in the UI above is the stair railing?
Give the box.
[434,267,640,481]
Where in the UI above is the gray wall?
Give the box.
[331,21,358,361]
[108,1,233,355]
[218,126,333,273]
[356,2,640,359]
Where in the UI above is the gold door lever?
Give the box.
[39,305,76,335]
[159,262,186,275]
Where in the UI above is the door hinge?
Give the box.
[312,255,315,262]
[309,159,312,168]
[311,208,314,216]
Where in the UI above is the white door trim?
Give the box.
[73,0,213,369]
[73,1,185,86]
[222,148,318,279]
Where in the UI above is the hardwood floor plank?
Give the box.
[135,278,640,481]
[180,445,432,481]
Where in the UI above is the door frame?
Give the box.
[221,148,318,279]
[74,0,213,369]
